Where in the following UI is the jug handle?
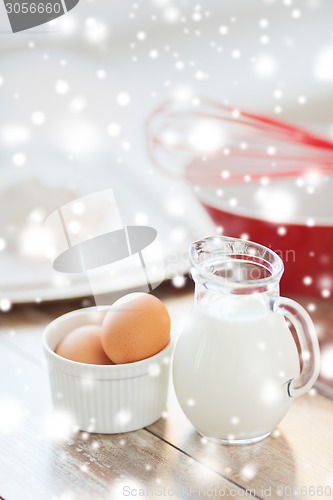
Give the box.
[273,297,321,398]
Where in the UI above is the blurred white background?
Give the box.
[0,0,333,303]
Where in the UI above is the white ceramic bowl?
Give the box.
[42,306,173,434]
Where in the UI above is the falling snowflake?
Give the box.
[137,31,147,40]
[164,6,180,23]
[31,111,45,125]
[254,54,277,78]
[107,123,121,137]
[172,275,186,288]
[231,49,241,59]
[149,49,159,59]
[259,18,269,28]
[189,121,225,153]
[277,227,287,236]
[42,410,75,442]
[12,152,26,167]
[219,25,229,35]
[147,363,161,377]
[134,212,148,225]
[0,298,12,312]
[240,464,256,481]
[116,92,131,106]
[114,409,132,427]
[69,96,86,113]
[84,17,108,43]
[187,398,196,407]
[260,381,281,404]
[55,79,69,95]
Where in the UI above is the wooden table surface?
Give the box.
[1,283,333,500]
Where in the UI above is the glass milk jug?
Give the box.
[173,236,320,444]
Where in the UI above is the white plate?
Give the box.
[0,161,215,304]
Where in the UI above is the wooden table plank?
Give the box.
[148,387,333,499]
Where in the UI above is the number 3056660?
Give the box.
[5,3,61,14]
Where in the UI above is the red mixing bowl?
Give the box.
[147,99,333,298]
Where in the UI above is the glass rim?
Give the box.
[190,235,284,289]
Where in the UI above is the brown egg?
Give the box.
[101,293,171,364]
[56,325,113,365]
